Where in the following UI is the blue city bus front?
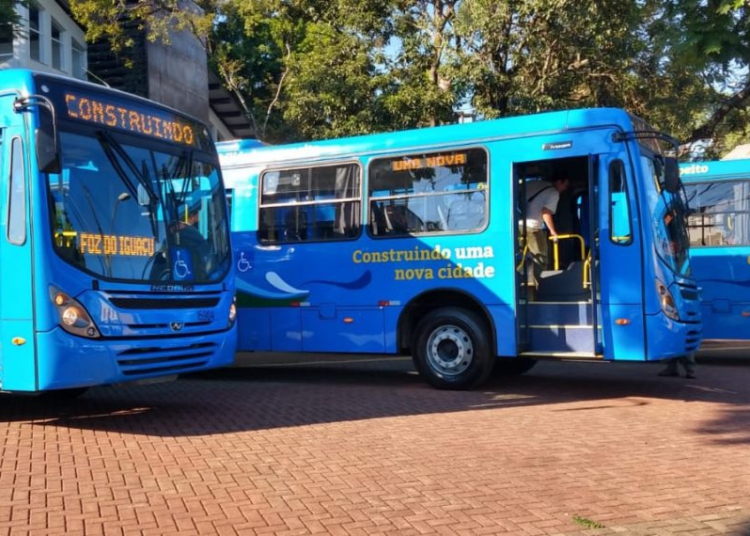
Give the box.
[0,69,236,393]
[681,158,750,341]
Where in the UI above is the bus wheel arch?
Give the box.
[398,290,496,354]
[411,306,494,390]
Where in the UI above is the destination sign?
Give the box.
[391,152,468,172]
[64,93,197,147]
[78,232,155,257]
[34,74,210,149]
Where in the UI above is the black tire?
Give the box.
[493,358,537,376]
[412,307,494,390]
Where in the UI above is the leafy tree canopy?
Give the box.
[66,0,750,157]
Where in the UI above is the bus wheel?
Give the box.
[412,308,493,390]
[493,358,537,376]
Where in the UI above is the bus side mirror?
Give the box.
[36,107,61,174]
[663,157,681,193]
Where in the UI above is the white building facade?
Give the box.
[2,0,254,140]
[1,0,87,80]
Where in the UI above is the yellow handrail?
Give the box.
[519,233,592,290]
[549,233,586,270]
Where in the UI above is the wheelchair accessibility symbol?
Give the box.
[172,248,195,281]
[237,252,252,273]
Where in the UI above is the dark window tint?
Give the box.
[259,163,361,243]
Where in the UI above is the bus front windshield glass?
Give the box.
[48,130,231,283]
[641,155,691,276]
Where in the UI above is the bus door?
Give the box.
[596,156,647,359]
[0,112,38,392]
[515,155,601,357]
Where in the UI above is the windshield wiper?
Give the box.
[96,130,160,239]
[158,151,194,221]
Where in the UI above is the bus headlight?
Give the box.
[50,287,101,338]
[228,296,237,326]
[656,280,679,321]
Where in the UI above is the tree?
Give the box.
[1,0,25,39]
[662,0,750,156]
[66,0,750,153]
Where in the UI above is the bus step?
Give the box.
[526,302,595,325]
[526,324,596,354]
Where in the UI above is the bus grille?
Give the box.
[116,342,217,376]
[109,297,220,309]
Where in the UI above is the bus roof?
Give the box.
[679,159,750,181]
[217,107,640,168]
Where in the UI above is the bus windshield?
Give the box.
[641,155,691,276]
[48,129,231,283]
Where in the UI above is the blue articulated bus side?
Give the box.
[0,69,236,394]
[681,158,750,341]
[221,108,702,390]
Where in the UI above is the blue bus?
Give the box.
[681,158,750,341]
[0,69,237,395]
[220,108,702,390]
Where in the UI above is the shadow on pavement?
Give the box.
[1,354,749,444]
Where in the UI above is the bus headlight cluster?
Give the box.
[50,287,101,338]
[656,280,679,321]
[228,296,237,326]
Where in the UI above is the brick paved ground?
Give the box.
[1,350,749,536]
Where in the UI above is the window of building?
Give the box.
[0,22,13,59]
[29,3,42,63]
[72,39,85,78]
[51,19,63,70]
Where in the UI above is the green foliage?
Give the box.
[64,0,750,153]
[572,515,605,529]
[1,0,25,36]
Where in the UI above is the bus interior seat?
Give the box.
[446,192,485,230]
[283,210,307,241]
[383,205,411,233]
[371,203,389,235]
[537,261,589,302]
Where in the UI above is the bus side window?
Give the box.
[8,137,27,245]
[258,164,361,244]
[368,148,488,237]
[609,160,632,244]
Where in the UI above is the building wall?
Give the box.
[1,0,87,79]
[145,27,209,124]
[4,0,245,139]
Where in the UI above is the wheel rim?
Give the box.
[425,324,474,377]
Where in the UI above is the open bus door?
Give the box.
[515,155,602,359]
[0,115,38,392]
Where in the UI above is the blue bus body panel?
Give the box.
[0,71,38,391]
[35,326,236,390]
[221,108,701,364]
[681,158,750,340]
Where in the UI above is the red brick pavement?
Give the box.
[1,354,749,535]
